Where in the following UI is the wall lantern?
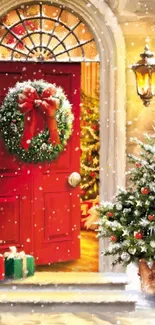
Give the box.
[132,45,155,107]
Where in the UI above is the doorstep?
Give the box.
[1,272,128,290]
[0,290,137,313]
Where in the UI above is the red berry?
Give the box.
[135,162,141,168]
[111,235,117,242]
[148,215,155,221]
[106,212,113,217]
[141,187,149,195]
[134,232,143,240]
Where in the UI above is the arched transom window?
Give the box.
[0,3,99,62]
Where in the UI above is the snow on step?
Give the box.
[0,290,137,304]
[3,272,128,289]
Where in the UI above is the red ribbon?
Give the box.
[18,85,60,150]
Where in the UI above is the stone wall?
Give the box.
[120,19,155,170]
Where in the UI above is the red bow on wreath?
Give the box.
[18,85,60,150]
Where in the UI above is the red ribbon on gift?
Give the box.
[18,85,60,150]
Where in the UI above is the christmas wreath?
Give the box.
[0,80,74,163]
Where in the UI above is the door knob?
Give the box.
[68,172,81,187]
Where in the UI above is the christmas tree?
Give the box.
[97,132,155,266]
[80,91,99,201]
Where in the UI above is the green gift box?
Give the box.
[26,255,35,277]
[5,257,23,279]
[5,255,35,279]
[4,247,35,279]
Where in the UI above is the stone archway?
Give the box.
[0,0,126,272]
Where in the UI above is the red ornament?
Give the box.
[134,232,143,240]
[135,162,141,168]
[81,120,87,127]
[92,124,99,131]
[87,155,92,162]
[141,187,149,195]
[106,211,113,217]
[90,171,96,178]
[87,109,92,114]
[111,235,117,242]
[80,189,86,196]
[148,215,155,221]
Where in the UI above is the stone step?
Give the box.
[0,290,137,313]
[0,272,128,291]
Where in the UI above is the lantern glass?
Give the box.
[132,45,155,106]
[135,67,151,96]
[151,71,155,95]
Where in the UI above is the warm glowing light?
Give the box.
[136,71,150,95]
[132,45,155,106]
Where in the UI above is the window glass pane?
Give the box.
[43,5,61,19]
[21,5,39,17]
[60,10,79,28]
[74,23,93,42]
[0,3,99,62]
[1,10,20,26]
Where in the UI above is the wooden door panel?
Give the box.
[43,150,71,173]
[0,195,19,245]
[42,72,73,172]
[0,71,22,171]
[0,144,19,173]
[34,168,80,264]
[44,192,72,240]
[0,73,21,97]
[0,175,32,254]
[33,63,81,265]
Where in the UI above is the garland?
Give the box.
[0,80,74,163]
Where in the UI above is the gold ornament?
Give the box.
[81,162,99,172]
[93,157,99,165]
[94,183,98,193]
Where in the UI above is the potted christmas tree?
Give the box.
[97,132,155,294]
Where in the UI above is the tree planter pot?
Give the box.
[138,259,155,295]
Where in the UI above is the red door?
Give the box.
[0,62,81,265]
